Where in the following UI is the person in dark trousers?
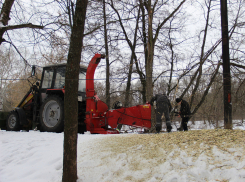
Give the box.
[176,98,191,131]
[150,93,172,133]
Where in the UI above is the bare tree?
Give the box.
[176,0,245,121]
[137,0,186,131]
[62,0,88,181]
[103,0,111,108]
[108,0,141,107]
[0,0,44,45]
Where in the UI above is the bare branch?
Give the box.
[2,23,44,31]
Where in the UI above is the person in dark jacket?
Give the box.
[150,93,172,133]
[176,98,191,131]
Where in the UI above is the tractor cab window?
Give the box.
[78,71,86,92]
[54,67,66,89]
[42,69,54,88]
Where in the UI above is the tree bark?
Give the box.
[0,0,44,45]
[138,1,147,103]
[124,9,140,107]
[220,0,232,129]
[0,0,16,44]
[103,0,110,109]
[0,0,14,26]
[62,0,88,182]
[145,1,155,131]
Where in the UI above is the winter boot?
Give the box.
[155,123,162,133]
[166,121,172,132]
[177,121,183,131]
[177,127,183,131]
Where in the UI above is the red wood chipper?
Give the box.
[6,54,151,134]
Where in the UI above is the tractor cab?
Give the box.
[40,64,87,102]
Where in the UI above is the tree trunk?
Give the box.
[0,0,14,44]
[220,0,232,129]
[103,0,110,109]
[62,0,88,182]
[145,2,155,132]
[124,56,134,107]
[137,1,147,103]
[124,9,140,107]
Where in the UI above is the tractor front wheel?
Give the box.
[6,111,20,131]
[40,95,64,132]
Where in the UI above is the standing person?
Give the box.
[176,98,191,131]
[150,93,172,133]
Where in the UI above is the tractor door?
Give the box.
[39,66,55,102]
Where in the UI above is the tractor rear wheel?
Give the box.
[39,95,64,132]
[6,111,20,131]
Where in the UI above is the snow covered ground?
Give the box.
[0,120,245,182]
